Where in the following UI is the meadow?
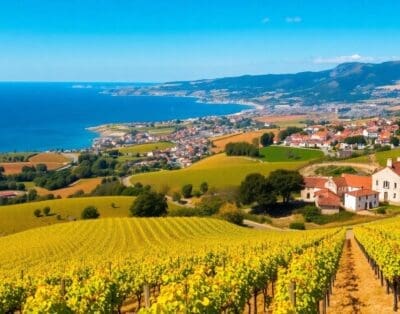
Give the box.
[118,141,174,155]
[34,178,103,198]
[0,196,135,235]
[211,129,279,153]
[130,153,307,193]
[259,146,324,162]
[348,147,400,166]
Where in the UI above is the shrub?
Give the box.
[33,209,41,217]
[172,192,182,202]
[302,205,321,222]
[289,222,305,230]
[81,206,100,220]
[218,203,244,225]
[43,206,51,216]
[376,207,387,214]
[181,184,193,198]
[200,182,209,194]
[130,191,167,217]
[193,190,202,198]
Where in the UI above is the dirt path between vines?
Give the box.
[328,230,394,314]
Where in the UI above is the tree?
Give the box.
[181,184,193,198]
[81,206,100,219]
[268,169,304,203]
[27,189,37,201]
[238,173,276,208]
[33,209,41,217]
[260,132,275,147]
[172,191,182,202]
[218,203,244,225]
[278,127,304,142]
[130,191,168,217]
[43,206,51,216]
[391,136,400,147]
[200,182,209,194]
[344,135,366,145]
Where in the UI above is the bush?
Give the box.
[192,190,202,198]
[376,207,387,214]
[33,209,41,217]
[200,182,209,194]
[302,205,321,222]
[130,191,168,217]
[289,222,305,230]
[43,206,51,216]
[172,192,182,202]
[218,203,244,225]
[81,206,100,220]
[181,184,193,198]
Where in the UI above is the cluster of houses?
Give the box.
[301,157,400,213]
[284,118,399,150]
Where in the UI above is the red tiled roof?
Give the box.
[346,189,378,197]
[332,176,347,187]
[304,177,327,189]
[315,189,341,207]
[342,174,372,189]
[391,161,400,175]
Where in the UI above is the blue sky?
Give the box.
[0,0,399,82]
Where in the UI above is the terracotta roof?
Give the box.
[304,177,327,189]
[346,189,378,197]
[391,161,400,175]
[332,176,347,187]
[315,189,341,207]
[342,174,372,189]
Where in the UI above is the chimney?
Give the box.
[387,158,393,168]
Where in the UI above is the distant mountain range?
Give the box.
[110,61,400,106]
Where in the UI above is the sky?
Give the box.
[0,0,400,82]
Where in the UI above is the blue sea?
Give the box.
[0,83,246,153]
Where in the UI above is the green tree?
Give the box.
[130,191,168,217]
[43,206,51,216]
[390,136,400,147]
[33,209,41,217]
[81,206,100,219]
[199,182,209,194]
[172,191,182,202]
[238,173,276,209]
[268,169,304,203]
[260,132,275,147]
[218,203,244,225]
[181,184,193,198]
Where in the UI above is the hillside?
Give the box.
[109,61,400,105]
[130,153,307,192]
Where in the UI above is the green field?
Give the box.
[118,141,175,155]
[0,196,136,235]
[259,146,324,162]
[348,148,400,166]
[130,153,307,193]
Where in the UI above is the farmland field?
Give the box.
[259,146,324,162]
[118,141,174,155]
[34,178,103,198]
[211,129,279,153]
[0,152,71,175]
[130,153,307,192]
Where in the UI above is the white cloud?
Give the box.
[313,54,375,64]
[261,17,270,24]
[285,16,302,23]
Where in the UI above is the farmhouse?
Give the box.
[372,157,400,204]
[301,173,378,213]
[0,191,18,199]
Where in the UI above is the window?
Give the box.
[394,193,397,199]
[376,180,379,186]
[384,181,390,189]
[306,193,310,199]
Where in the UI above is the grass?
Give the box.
[130,153,307,193]
[259,146,324,162]
[348,148,400,166]
[0,196,135,235]
[118,141,174,155]
[34,178,103,198]
[211,129,279,153]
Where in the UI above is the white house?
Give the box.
[344,189,379,211]
[372,157,400,204]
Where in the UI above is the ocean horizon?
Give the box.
[0,82,246,153]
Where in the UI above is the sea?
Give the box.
[0,82,247,153]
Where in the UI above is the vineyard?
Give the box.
[0,217,346,313]
[354,217,400,311]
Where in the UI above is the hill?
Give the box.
[113,61,400,105]
[0,196,135,235]
[130,153,307,192]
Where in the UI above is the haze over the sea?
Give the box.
[0,83,246,152]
